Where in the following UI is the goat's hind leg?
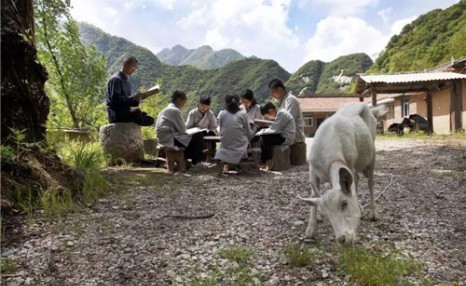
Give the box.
[366,163,378,221]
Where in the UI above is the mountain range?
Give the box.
[78,0,465,113]
[156,45,245,70]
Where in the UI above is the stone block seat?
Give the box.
[156,145,186,173]
[290,142,307,165]
[266,146,291,171]
[99,123,144,165]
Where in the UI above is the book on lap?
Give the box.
[186,127,209,135]
[254,119,274,127]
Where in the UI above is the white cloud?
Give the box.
[377,7,393,26]
[389,16,416,35]
[311,0,379,16]
[304,16,386,62]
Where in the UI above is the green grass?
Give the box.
[339,246,420,286]
[283,243,315,267]
[40,189,75,219]
[1,258,18,273]
[191,246,261,285]
[377,130,466,140]
[219,247,253,265]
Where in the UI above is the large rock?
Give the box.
[99,123,144,165]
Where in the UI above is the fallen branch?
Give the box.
[376,174,394,202]
[162,213,215,220]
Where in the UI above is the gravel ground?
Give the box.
[2,138,465,286]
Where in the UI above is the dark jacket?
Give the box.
[105,71,139,123]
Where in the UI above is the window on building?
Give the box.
[402,97,410,117]
[304,116,313,127]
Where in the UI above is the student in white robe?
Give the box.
[257,102,296,170]
[156,91,204,168]
[268,79,305,145]
[186,95,218,134]
[215,94,253,170]
[239,89,263,133]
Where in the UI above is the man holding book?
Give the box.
[105,56,159,126]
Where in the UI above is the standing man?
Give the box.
[106,56,158,126]
[268,79,305,144]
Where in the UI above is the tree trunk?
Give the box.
[1,0,49,144]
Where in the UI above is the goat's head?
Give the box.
[300,167,362,245]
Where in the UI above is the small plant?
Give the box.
[191,263,261,286]
[40,189,75,219]
[339,246,420,286]
[11,187,37,214]
[1,258,18,273]
[0,145,15,165]
[219,246,253,265]
[283,243,314,267]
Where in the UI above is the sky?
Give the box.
[70,0,460,73]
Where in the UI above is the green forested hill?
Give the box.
[79,23,289,114]
[286,53,373,94]
[157,45,245,70]
[371,0,466,73]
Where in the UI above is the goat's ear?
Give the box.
[339,167,353,195]
[297,196,320,206]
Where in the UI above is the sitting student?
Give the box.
[257,102,296,171]
[215,95,253,172]
[186,95,218,134]
[240,89,263,132]
[156,91,204,169]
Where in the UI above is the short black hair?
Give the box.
[268,78,286,91]
[260,102,277,116]
[171,90,187,103]
[123,56,139,66]
[225,94,240,114]
[240,89,257,106]
[199,95,211,105]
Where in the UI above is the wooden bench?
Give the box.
[290,142,307,165]
[156,145,186,173]
[266,146,290,171]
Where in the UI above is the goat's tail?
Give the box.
[371,104,388,118]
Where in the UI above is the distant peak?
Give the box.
[198,45,213,51]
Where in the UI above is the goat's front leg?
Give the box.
[305,205,317,238]
[305,176,320,238]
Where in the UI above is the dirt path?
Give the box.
[2,139,465,285]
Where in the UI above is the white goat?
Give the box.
[299,102,388,245]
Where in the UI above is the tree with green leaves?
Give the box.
[34,0,108,130]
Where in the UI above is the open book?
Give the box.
[148,84,160,92]
[139,84,160,98]
[254,119,274,127]
[186,127,208,135]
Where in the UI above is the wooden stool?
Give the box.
[290,142,307,165]
[266,146,290,171]
[157,146,186,172]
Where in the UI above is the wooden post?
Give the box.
[452,80,463,132]
[426,91,433,135]
[371,87,377,107]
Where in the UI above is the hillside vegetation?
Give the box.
[371,0,466,73]
[157,45,245,70]
[286,53,373,94]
